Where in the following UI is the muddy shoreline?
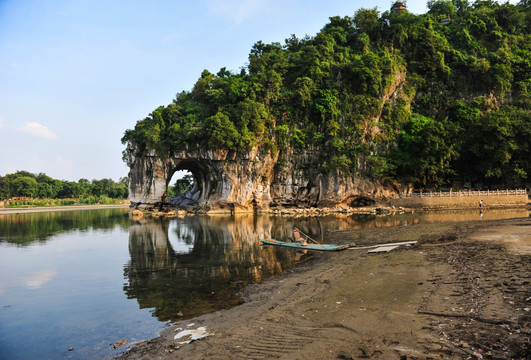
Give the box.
[116,217,530,360]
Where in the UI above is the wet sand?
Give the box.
[117,217,531,359]
[0,204,130,214]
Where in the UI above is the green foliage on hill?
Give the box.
[122,0,530,189]
[0,171,128,200]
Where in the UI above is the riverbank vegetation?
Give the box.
[122,1,530,190]
[0,170,128,206]
[0,208,130,244]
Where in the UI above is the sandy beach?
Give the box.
[114,216,530,359]
[0,204,130,214]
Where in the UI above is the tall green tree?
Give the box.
[11,176,38,197]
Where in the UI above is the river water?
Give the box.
[0,207,528,359]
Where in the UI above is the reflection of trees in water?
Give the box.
[124,215,302,322]
[124,213,418,322]
[123,209,530,322]
[0,209,130,245]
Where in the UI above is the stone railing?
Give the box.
[402,189,528,198]
[391,188,528,209]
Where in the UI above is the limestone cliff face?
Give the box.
[124,141,392,213]
[125,142,277,212]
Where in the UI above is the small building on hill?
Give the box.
[391,1,408,14]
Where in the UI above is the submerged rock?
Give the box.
[113,339,127,349]
[131,209,143,218]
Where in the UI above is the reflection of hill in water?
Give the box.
[124,215,301,322]
[123,209,531,322]
[0,208,130,245]
[123,213,427,322]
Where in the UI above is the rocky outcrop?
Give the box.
[124,72,408,213]
[124,141,396,213]
[125,143,276,212]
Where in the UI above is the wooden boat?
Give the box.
[260,238,356,251]
[260,236,417,253]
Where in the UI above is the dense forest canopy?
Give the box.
[122,0,530,189]
[0,171,128,199]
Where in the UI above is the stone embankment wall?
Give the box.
[389,192,528,209]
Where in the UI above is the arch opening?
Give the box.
[168,170,194,198]
[167,160,214,210]
[349,196,376,207]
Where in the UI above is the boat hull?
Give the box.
[260,239,355,251]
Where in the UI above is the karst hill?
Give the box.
[122,1,530,212]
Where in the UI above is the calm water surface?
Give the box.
[0,207,528,359]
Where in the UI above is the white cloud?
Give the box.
[19,122,57,139]
[0,116,4,128]
[56,155,72,168]
[208,0,270,24]
[25,269,58,289]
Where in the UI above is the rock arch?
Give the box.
[124,144,277,212]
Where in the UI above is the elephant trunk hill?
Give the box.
[122,1,531,212]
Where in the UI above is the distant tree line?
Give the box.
[0,171,128,199]
[0,209,130,246]
[122,0,530,190]
[0,208,130,245]
[168,174,194,198]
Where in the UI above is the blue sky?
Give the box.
[0,0,430,182]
